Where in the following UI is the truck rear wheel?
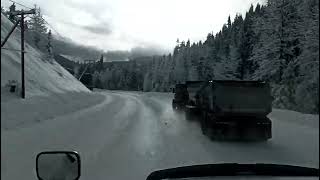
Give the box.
[201,111,208,135]
[185,107,196,121]
[185,108,191,120]
[201,120,207,135]
[201,112,217,140]
[205,115,215,140]
[172,101,177,110]
[207,128,216,140]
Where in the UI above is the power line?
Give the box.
[42,18,63,38]
[4,0,64,39]
[1,47,28,53]
[2,47,53,60]
[8,0,33,10]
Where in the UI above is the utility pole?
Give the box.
[79,60,95,80]
[20,12,25,98]
[9,9,35,98]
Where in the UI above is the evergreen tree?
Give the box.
[221,24,231,60]
[250,0,285,82]
[46,30,53,60]
[293,0,319,113]
[255,3,261,15]
[28,5,47,48]
[29,5,47,33]
[230,14,243,66]
[98,54,104,72]
[227,15,232,28]
[8,3,16,23]
[237,6,256,80]
[186,39,190,48]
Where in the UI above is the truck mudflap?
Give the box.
[172,100,186,111]
[202,115,272,141]
[185,105,201,121]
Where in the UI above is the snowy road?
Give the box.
[1,91,319,180]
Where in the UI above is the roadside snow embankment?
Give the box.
[1,14,104,130]
[269,109,319,129]
[1,14,89,98]
[1,92,105,130]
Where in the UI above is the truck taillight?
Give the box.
[216,121,237,125]
[257,122,270,125]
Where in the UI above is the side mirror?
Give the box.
[36,151,81,180]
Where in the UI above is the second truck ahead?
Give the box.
[172,80,273,141]
[172,83,189,111]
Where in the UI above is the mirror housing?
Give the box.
[36,151,81,180]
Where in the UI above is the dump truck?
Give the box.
[173,80,273,141]
[186,81,205,105]
[172,81,205,112]
[193,80,273,141]
[172,84,189,111]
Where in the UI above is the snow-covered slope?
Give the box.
[1,14,89,97]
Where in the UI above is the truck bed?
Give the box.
[197,80,272,117]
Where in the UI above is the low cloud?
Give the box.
[130,45,168,58]
[81,23,112,35]
[2,0,265,52]
[51,18,112,36]
[64,0,111,22]
[103,44,169,61]
[105,50,130,61]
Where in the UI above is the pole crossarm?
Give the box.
[1,20,20,47]
[9,9,36,15]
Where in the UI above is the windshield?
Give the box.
[1,0,318,180]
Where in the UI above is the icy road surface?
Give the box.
[1,91,319,180]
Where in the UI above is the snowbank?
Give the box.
[269,108,319,129]
[1,14,103,130]
[1,14,89,98]
[1,91,105,130]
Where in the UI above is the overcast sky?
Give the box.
[2,0,266,53]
